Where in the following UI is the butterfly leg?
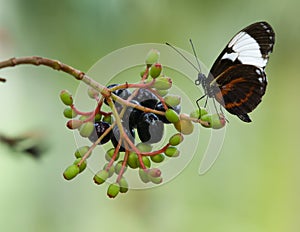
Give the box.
[196,95,207,119]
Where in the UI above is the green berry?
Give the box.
[149,176,163,184]
[200,114,212,128]
[63,164,80,180]
[102,115,112,124]
[87,87,99,99]
[79,115,89,121]
[105,148,119,161]
[190,108,208,119]
[138,156,151,168]
[119,177,129,193]
[107,183,120,198]
[164,146,180,157]
[63,107,77,118]
[148,168,161,178]
[153,76,172,90]
[74,146,90,158]
[115,160,127,174]
[79,122,94,137]
[103,163,115,177]
[127,152,139,169]
[174,116,194,135]
[149,63,162,78]
[210,114,226,129]
[73,158,87,173]
[139,168,150,183]
[66,119,83,129]
[164,94,181,107]
[136,143,152,152]
[157,89,168,97]
[60,90,73,106]
[93,170,109,185]
[140,68,149,78]
[169,133,184,146]
[94,113,102,122]
[150,153,165,163]
[145,49,160,67]
[165,109,179,123]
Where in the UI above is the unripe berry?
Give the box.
[169,133,184,146]
[148,168,161,178]
[115,160,127,174]
[107,183,120,198]
[74,146,90,158]
[103,163,115,177]
[136,143,152,152]
[153,76,172,90]
[164,146,180,157]
[190,108,208,119]
[66,119,83,129]
[164,94,181,107]
[73,158,87,173]
[165,109,179,123]
[149,63,162,78]
[102,115,112,124]
[150,153,165,163]
[94,113,102,122]
[145,49,160,67]
[127,152,139,169]
[105,148,120,161]
[140,68,149,78]
[174,116,194,135]
[63,164,80,180]
[138,156,151,168]
[119,177,129,193]
[200,114,212,128]
[63,107,77,118]
[139,168,150,183]
[93,170,109,185]
[210,114,226,129]
[157,89,168,97]
[60,90,73,106]
[149,176,163,184]
[79,122,94,137]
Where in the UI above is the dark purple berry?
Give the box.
[133,88,158,104]
[88,122,112,145]
[124,100,143,129]
[137,113,164,144]
[140,99,158,109]
[111,124,135,152]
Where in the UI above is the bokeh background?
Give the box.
[0,0,299,231]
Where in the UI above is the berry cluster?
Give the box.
[60,49,226,198]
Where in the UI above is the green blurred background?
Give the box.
[0,0,299,231]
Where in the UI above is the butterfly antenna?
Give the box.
[165,42,200,72]
[189,39,202,73]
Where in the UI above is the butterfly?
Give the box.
[194,21,275,122]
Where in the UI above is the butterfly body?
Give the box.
[196,21,275,122]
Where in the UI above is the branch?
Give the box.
[0,56,110,97]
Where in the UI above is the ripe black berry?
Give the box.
[111,124,135,152]
[137,113,164,144]
[122,100,143,129]
[133,88,158,104]
[88,122,112,145]
[104,84,131,106]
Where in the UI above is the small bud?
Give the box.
[139,168,150,183]
[93,170,109,185]
[74,146,90,158]
[66,119,83,129]
[164,94,181,107]
[174,115,194,135]
[87,87,99,99]
[210,114,226,129]
[149,63,162,78]
[103,163,115,177]
[107,183,120,198]
[73,158,87,173]
[150,153,165,163]
[119,177,129,193]
[145,49,160,67]
[94,113,102,122]
[165,109,179,123]
[63,164,80,180]
[169,133,184,146]
[153,76,172,90]
[105,148,120,161]
[102,115,112,124]
[147,168,161,178]
[140,68,149,78]
[149,176,163,184]
[164,146,180,157]
[60,90,73,106]
[63,107,77,118]
[127,152,139,169]
[79,122,94,137]
[115,160,127,174]
[136,143,152,152]
[138,156,151,168]
[190,108,208,119]
[157,89,168,97]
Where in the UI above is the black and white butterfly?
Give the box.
[193,21,275,122]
